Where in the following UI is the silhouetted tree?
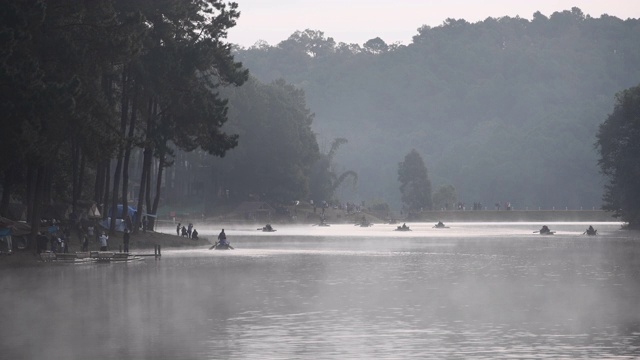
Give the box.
[595,84,640,228]
[398,149,432,211]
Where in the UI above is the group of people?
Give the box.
[177,223,198,239]
[36,224,131,254]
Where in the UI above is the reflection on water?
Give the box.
[1,223,639,359]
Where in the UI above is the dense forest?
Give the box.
[0,0,251,239]
[234,7,640,210]
[3,3,640,242]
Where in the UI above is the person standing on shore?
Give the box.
[99,232,108,251]
[82,232,88,252]
[123,229,130,253]
[176,223,181,236]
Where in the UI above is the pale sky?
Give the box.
[227,0,640,47]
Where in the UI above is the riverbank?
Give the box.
[406,210,617,223]
[0,230,212,267]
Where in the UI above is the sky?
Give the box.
[226,0,640,48]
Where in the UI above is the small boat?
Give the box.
[209,242,234,250]
[536,226,555,235]
[214,243,234,250]
[259,224,276,232]
[395,225,411,231]
[433,222,449,229]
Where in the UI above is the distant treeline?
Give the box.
[234,7,640,210]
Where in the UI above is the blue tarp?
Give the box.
[108,205,137,221]
[99,218,127,232]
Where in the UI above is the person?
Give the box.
[81,232,89,252]
[265,224,273,231]
[49,234,57,253]
[37,232,48,253]
[586,225,597,235]
[181,226,188,237]
[188,223,193,238]
[99,231,109,251]
[218,229,227,245]
[191,229,198,240]
[176,223,181,236]
[123,229,130,253]
[402,223,408,229]
[435,221,445,228]
[59,234,67,253]
[539,225,551,234]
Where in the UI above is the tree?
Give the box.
[309,138,357,203]
[363,37,388,54]
[398,149,432,211]
[213,77,319,203]
[595,85,640,228]
[432,185,457,210]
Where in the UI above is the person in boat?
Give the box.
[265,224,273,231]
[586,225,597,235]
[435,221,445,228]
[217,229,228,245]
[539,225,551,234]
[401,223,409,229]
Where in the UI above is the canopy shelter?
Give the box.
[108,205,137,221]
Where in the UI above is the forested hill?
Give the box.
[235,8,640,210]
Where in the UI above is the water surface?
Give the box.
[2,222,639,359]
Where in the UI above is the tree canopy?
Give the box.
[0,0,247,238]
[235,8,640,210]
[595,84,640,227]
[398,149,432,211]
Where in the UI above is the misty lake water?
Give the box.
[2,222,640,359]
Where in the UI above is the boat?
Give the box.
[395,224,411,231]
[94,252,143,263]
[259,224,276,232]
[433,222,449,229]
[536,226,555,235]
[40,251,142,264]
[214,243,234,250]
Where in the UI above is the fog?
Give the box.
[2,223,639,358]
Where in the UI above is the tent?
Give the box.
[108,205,137,221]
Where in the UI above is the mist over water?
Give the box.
[2,222,639,359]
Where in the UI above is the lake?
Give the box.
[2,222,639,359]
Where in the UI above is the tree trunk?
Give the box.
[145,159,152,220]
[150,152,165,231]
[134,98,154,234]
[94,160,104,205]
[109,68,129,235]
[122,83,138,226]
[28,164,45,252]
[102,159,110,220]
[78,149,86,206]
[26,161,36,223]
[0,165,15,217]
[71,139,80,214]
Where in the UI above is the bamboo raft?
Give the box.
[40,246,161,264]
